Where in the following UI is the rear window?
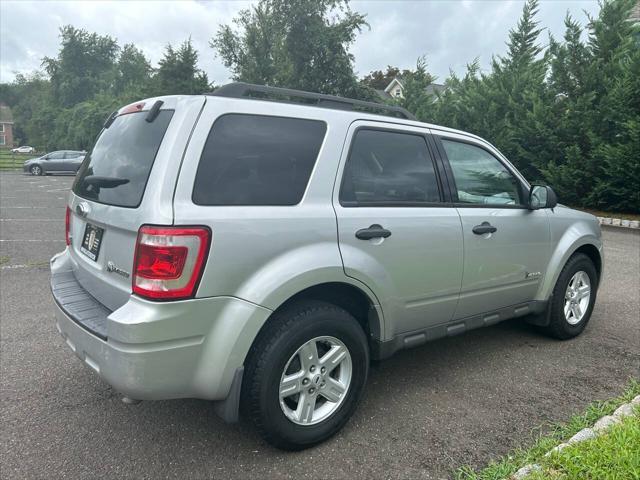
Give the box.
[73,110,173,208]
[192,114,326,206]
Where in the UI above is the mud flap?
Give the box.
[213,367,244,423]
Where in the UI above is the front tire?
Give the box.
[30,165,42,176]
[242,300,369,450]
[542,253,598,339]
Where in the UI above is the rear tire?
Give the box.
[242,300,369,450]
[542,253,598,340]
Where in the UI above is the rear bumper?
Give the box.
[51,249,272,402]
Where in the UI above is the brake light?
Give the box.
[132,226,211,300]
[65,206,71,246]
[120,102,146,115]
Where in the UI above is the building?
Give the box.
[377,77,447,100]
[0,103,14,148]
[630,0,640,23]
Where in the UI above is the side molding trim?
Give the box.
[371,300,548,360]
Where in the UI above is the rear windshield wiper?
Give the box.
[81,176,130,189]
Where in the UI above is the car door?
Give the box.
[334,122,463,339]
[61,151,76,171]
[45,151,65,171]
[62,151,82,172]
[432,132,551,319]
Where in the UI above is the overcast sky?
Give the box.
[1,0,600,86]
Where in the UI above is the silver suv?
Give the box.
[51,83,603,450]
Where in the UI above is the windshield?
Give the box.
[73,109,173,208]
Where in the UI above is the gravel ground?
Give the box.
[1,172,638,479]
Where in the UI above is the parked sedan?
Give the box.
[24,150,86,176]
[12,145,36,154]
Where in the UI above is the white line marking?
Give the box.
[0,239,63,242]
[0,264,46,270]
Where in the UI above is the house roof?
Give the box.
[0,104,14,124]
[380,77,447,98]
[375,89,392,99]
[425,83,447,96]
[384,77,404,93]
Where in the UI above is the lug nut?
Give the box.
[321,367,326,374]
[320,383,326,389]
[309,387,315,394]
[302,378,309,385]
[310,365,316,372]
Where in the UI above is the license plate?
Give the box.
[80,223,104,261]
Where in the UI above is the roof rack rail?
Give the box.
[206,82,417,121]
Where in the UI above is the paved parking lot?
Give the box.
[1,171,638,479]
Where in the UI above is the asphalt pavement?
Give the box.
[1,172,638,479]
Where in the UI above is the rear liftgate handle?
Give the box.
[356,224,392,240]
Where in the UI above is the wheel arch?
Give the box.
[573,243,602,283]
[271,282,383,340]
[536,232,603,302]
[242,280,383,368]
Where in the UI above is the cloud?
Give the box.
[0,0,251,84]
[1,0,601,86]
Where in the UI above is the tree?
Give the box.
[211,0,374,99]
[541,0,639,209]
[153,39,210,96]
[42,26,119,107]
[398,57,436,118]
[115,44,153,99]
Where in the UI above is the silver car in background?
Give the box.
[50,83,603,450]
[24,150,85,175]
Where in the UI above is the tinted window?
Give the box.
[441,139,522,206]
[48,152,64,160]
[192,114,326,206]
[340,129,440,206]
[73,110,173,208]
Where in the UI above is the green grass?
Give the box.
[529,411,640,480]
[455,379,640,480]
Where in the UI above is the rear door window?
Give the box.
[73,110,174,208]
[192,114,326,206]
[340,129,441,206]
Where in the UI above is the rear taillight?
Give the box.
[132,226,211,300]
[65,206,71,246]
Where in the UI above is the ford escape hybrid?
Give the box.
[51,83,603,450]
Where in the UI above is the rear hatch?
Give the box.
[66,96,205,311]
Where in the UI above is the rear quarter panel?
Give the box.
[173,98,377,312]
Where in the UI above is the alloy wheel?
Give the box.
[279,336,352,426]
[564,270,591,325]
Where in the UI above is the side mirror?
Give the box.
[528,185,558,210]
